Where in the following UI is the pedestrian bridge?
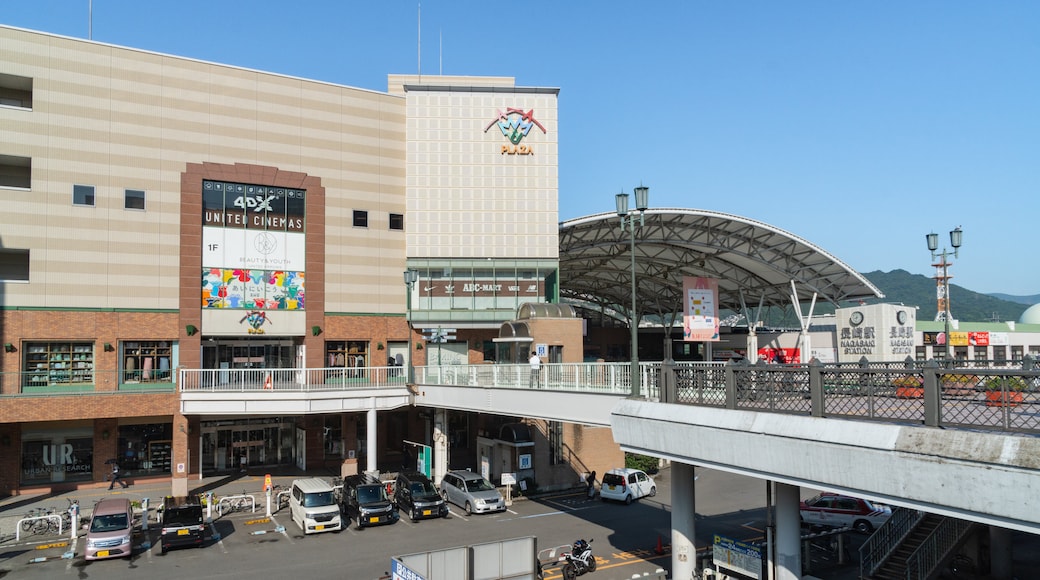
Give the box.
[178,360,1040,535]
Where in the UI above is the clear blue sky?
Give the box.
[4,1,1038,296]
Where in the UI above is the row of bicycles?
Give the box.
[20,498,80,536]
[211,485,290,516]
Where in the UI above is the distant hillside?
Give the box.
[753,270,1030,328]
[860,270,1029,323]
[988,292,1040,306]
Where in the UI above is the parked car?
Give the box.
[158,495,205,554]
[395,470,448,521]
[85,497,134,561]
[439,470,505,515]
[342,474,398,529]
[799,492,892,533]
[599,468,656,504]
[288,477,342,534]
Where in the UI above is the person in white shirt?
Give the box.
[529,351,541,388]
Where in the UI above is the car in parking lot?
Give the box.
[799,492,892,533]
[158,494,205,554]
[85,497,134,561]
[342,474,399,529]
[599,468,656,504]
[395,470,448,521]
[439,470,505,515]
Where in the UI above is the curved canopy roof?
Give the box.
[558,208,884,322]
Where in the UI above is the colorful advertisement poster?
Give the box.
[758,348,801,364]
[683,277,719,342]
[968,332,990,346]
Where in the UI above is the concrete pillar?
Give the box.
[989,526,1013,580]
[366,407,377,474]
[171,412,189,497]
[671,462,697,580]
[774,482,802,580]
[432,408,448,485]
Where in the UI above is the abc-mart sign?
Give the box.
[485,107,546,155]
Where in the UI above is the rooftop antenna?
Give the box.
[439,28,443,75]
[89,0,93,39]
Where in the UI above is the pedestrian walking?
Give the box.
[529,350,541,388]
[586,470,597,499]
[108,461,128,490]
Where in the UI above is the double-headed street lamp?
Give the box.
[616,186,649,398]
[926,227,963,361]
[403,269,419,383]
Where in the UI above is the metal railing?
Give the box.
[178,366,410,392]
[903,517,975,580]
[859,507,926,578]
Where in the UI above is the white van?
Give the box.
[288,477,342,534]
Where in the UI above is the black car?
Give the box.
[158,495,205,554]
[341,474,398,529]
[394,470,448,521]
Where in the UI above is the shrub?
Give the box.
[625,453,660,475]
[984,376,1027,391]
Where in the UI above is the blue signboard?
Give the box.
[391,559,426,580]
[713,535,762,579]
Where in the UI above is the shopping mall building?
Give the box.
[3,25,1040,497]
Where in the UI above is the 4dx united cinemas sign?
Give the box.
[485,108,546,155]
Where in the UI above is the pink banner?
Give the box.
[683,277,720,342]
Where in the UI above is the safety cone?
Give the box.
[654,534,665,555]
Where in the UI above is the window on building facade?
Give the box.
[0,248,29,282]
[117,423,174,476]
[124,189,145,210]
[0,72,32,109]
[0,153,31,188]
[326,340,369,371]
[22,342,94,390]
[548,421,563,465]
[1011,346,1024,361]
[389,213,404,230]
[353,210,368,227]
[73,184,95,206]
[121,341,173,385]
[993,346,1007,363]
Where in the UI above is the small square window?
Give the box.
[353,210,368,228]
[73,184,95,206]
[389,213,404,231]
[124,189,145,210]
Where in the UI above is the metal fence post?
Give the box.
[922,359,940,427]
[809,358,824,418]
[725,360,741,410]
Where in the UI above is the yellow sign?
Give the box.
[264,473,272,491]
[35,542,68,550]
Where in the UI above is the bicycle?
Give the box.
[21,507,50,534]
[271,484,289,510]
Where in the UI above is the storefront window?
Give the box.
[324,416,342,458]
[21,437,93,485]
[121,341,175,383]
[116,423,173,476]
[22,342,95,391]
[326,341,369,369]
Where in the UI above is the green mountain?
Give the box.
[751,270,1031,328]
[860,270,1030,323]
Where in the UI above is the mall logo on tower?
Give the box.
[484,108,546,155]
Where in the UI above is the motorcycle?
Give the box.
[562,538,596,579]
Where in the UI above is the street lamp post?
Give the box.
[926,227,963,361]
[616,186,649,398]
[403,269,419,383]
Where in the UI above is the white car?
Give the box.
[599,468,656,504]
[800,493,892,533]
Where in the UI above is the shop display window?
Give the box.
[326,340,369,369]
[21,437,93,485]
[121,341,174,383]
[116,423,173,476]
[22,342,94,391]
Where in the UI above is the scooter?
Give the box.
[562,538,596,579]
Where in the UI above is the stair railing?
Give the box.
[903,518,974,580]
[859,507,924,578]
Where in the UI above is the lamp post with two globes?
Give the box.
[615,186,649,398]
[926,227,963,361]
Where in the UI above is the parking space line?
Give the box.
[446,508,469,522]
[268,515,294,544]
[65,537,80,572]
[207,521,229,553]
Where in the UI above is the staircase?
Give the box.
[870,513,944,579]
[865,512,975,580]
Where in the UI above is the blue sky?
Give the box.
[4,1,1038,296]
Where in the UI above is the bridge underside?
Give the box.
[610,399,1040,534]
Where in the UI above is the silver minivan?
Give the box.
[85,497,134,560]
[439,470,505,515]
[288,477,342,534]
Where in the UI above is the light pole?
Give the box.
[926,227,963,361]
[403,269,418,383]
[616,186,649,397]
